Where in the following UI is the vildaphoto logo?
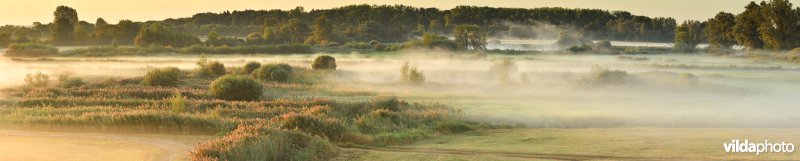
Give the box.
[724,139,795,155]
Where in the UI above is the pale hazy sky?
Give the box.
[2,0,799,26]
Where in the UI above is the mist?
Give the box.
[2,48,800,128]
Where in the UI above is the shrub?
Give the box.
[436,121,474,134]
[209,75,264,101]
[243,61,262,74]
[57,75,85,88]
[489,60,518,84]
[171,91,186,113]
[190,123,338,161]
[275,112,347,141]
[206,61,226,76]
[253,64,293,82]
[5,43,59,57]
[24,72,49,87]
[142,67,182,86]
[311,55,336,70]
[399,62,425,84]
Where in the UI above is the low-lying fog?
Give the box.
[2,49,799,128]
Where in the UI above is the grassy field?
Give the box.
[341,128,800,160]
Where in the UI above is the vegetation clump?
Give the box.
[5,43,59,57]
[253,64,293,82]
[142,67,182,87]
[209,75,264,101]
[24,72,50,87]
[311,55,336,70]
[190,123,338,161]
[399,62,425,84]
[242,61,262,74]
[57,75,85,88]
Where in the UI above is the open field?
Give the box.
[0,130,212,161]
[343,128,800,160]
[1,49,799,160]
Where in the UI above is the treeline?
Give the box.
[0,4,680,49]
[673,0,800,52]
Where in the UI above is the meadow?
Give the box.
[1,45,800,160]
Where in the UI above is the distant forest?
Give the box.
[2,0,800,52]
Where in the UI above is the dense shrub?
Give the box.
[142,67,182,86]
[206,61,226,76]
[24,72,49,87]
[190,123,338,161]
[275,112,348,141]
[400,62,425,84]
[253,64,293,82]
[209,75,264,101]
[57,75,85,88]
[181,44,313,54]
[5,43,59,57]
[243,61,261,74]
[311,55,336,70]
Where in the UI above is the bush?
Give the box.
[311,55,336,70]
[243,61,262,74]
[253,64,293,82]
[170,91,186,113]
[190,123,338,161]
[142,67,182,86]
[24,72,49,87]
[209,75,264,101]
[399,62,425,84]
[206,61,227,76]
[57,75,85,88]
[5,43,59,57]
[436,121,474,134]
[275,112,348,141]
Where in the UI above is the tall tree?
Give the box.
[51,6,78,44]
[453,24,487,50]
[306,15,335,45]
[95,18,108,27]
[757,0,800,50]
[733,2,765,49]
[673,20,705,53]
[54,6,78,25]
[50,17,74,44]
[704,12,736,53]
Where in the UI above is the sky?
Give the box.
[1,0,798,26]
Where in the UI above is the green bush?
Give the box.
[209,75,264,101]
[400,62,425,84]
[142,67,182,86]
[190,123,338,161]
[24,72,49,87]
[5,43,59,57]
[311,55,336,70]
[206,61,227,76]
[243,61,262,74]
[57,75,85,88]
[253,64,293,82]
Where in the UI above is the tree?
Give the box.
[54,6,78,25]
[757,0,800,50]
[428,20,441,33]
[51,17,74,44]
[733,2,765,50]
[95,18,108,27]
[306,15,335,45]
[453,24,487,50]
[704,12,736,53]
[134,23,201,47]
[673,20,705,53]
